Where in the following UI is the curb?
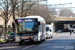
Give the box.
[0,42,18,44]
[0,42,5,44]
[53,33,56,34]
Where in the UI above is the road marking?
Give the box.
[0,45,35,50]
[0,46,19,49]
[22,45,35,50]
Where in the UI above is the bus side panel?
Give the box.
[38,24,42,41]
[42,23,46,40]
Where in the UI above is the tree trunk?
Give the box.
[5,0,8,41]
[5,19,7,41]
[11,0,15,32]
[21,0,24,17]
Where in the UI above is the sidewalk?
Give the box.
[0,42,5,44]
[0,38,5,44]
[53,33,57,34]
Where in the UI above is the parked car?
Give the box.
[6,32,16,43]
[57,30,62,33]
[46,25,53,39]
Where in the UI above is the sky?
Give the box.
[48,0,75,7]
[48,0,75,12]
[40,0,75,12]
[0,0,75,7]
[40,0,75,8]
[1,0,75,12]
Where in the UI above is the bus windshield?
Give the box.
[25,21,34,31]
[16,18,38,33]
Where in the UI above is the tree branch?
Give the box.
[24,3,35,16]
[0,15,5,20]
[8,12,12,20]
[2,0,7,8]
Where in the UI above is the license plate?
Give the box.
[21,36,29,39]
[25,40,29,42]
[9,39,13,40]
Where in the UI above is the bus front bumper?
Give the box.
[21,39,34,42]
[20,36,38,42]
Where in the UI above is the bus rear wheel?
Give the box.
[49,37,51,39]
[51,36,53,38]
[43,39,45,41]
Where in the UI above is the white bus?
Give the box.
[12,16,46,44]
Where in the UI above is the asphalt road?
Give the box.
[0,32,75,50]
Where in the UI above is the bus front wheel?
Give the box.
[19,41,23,45]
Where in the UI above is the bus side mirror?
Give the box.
[38,22,40,25]
[12,21,15,32]
[50,29,51,32]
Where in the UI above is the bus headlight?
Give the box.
[15,35,21,42]
[33,36,38,41]
[16,37,20,42]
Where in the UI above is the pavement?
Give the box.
[0,32,75,50]
[0,36,5,44]
[0,42,5,44]
[0,38,5,44]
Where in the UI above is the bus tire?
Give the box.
[11,41,13,43]
[49,35,51,39]
[19,41,23,45]
[49,37,51,39]
[43,39,45,41]
[6,40,9,43]
[37,41,41,44]
[51,36,53,38]
[37,37,41,43]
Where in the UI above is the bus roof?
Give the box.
[16,16,45,23]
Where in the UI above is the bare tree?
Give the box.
[59,8,74,17]
[32,4,56,23]
[21,0,24,17]
[0,0,12,41]
[15,0,36,17]
[11,0,19,20]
